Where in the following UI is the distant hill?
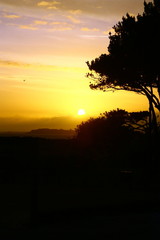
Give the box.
[0,128,75,139]
[28,128,75,139]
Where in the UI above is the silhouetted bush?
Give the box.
[75,109,149,147]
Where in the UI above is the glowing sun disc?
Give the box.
[78,109,86,115]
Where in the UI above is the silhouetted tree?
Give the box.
[76,109,149,147]
[126,111,150,133]
[86,0,160,135]
[102,110,150,134]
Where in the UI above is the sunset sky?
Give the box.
[0,0,150,131]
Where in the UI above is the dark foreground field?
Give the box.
[0,136,159,239]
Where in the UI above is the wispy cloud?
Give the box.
[81,27,99,32]
[67,15,81,24]
[0,59,33,67]
[68,9,82,15]
[18,20,72,31]
[19,24,38,30]
[0,0,145,18]
[3,14,21,19]
[48,26,72,31]
[37,1,61,9]
[0,59,84,72]
[49,21,73,30]
[34,20,48,25]
[50,21,67,25]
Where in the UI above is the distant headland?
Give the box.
[0,128,75,139]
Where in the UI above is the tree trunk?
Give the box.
[148,96,159,186]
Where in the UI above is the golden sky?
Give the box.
[0,0,150,131]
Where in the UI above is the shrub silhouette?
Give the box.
[76,109,149,147]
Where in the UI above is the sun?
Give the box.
[78,109,86,116]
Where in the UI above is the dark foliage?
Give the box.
[75,109,149,146]
[87,1,160,114]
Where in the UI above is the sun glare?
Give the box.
[78,109,86,116]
